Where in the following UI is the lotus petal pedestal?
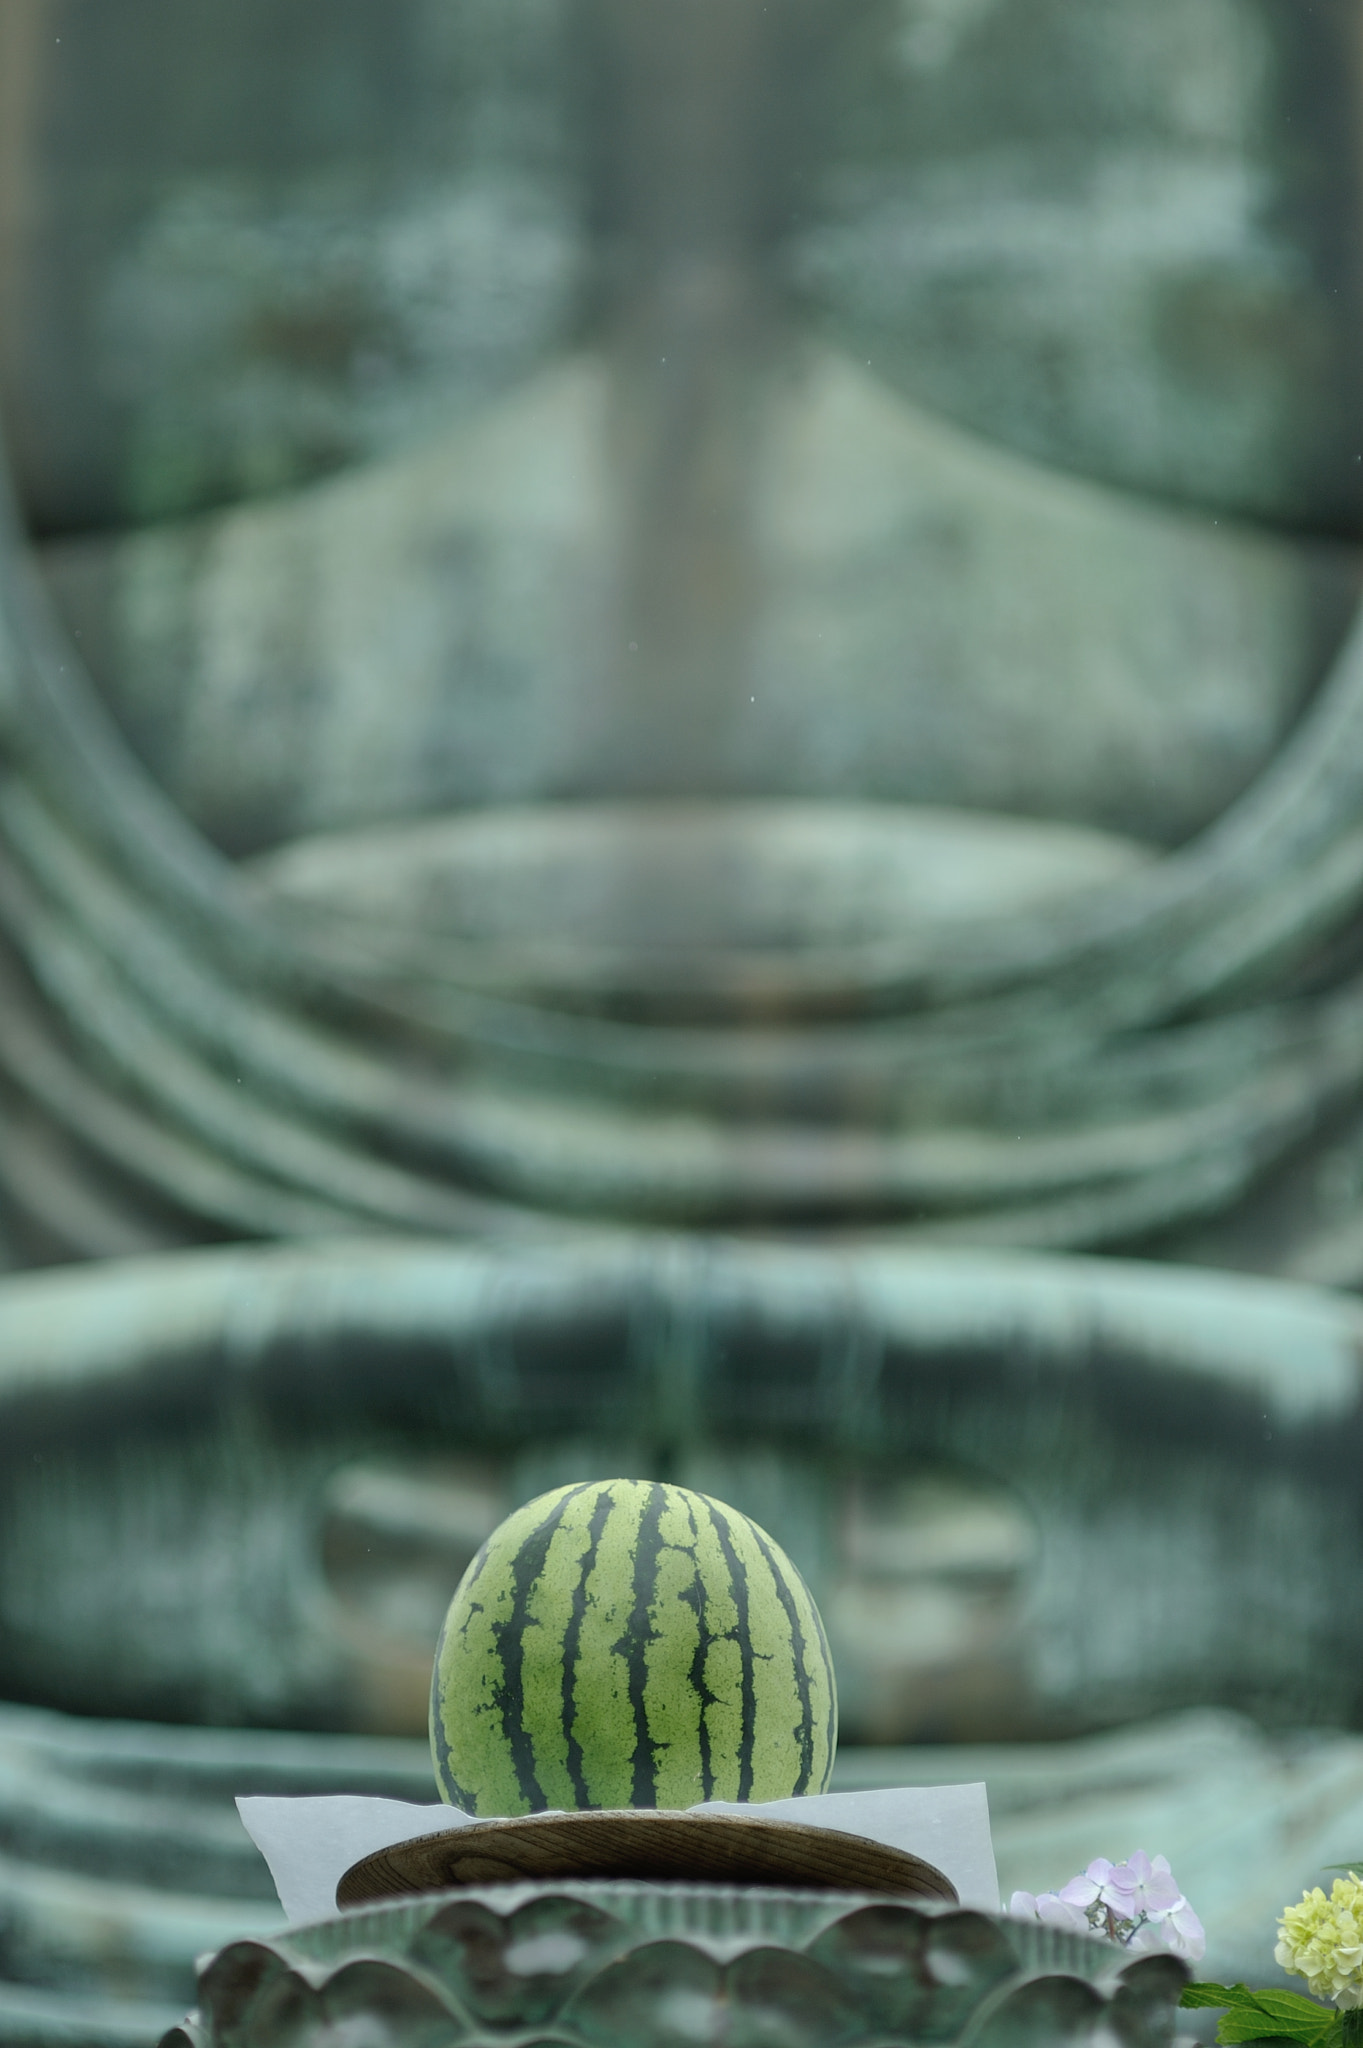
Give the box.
[165,1884,1187,2048]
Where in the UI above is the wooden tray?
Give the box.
[336,1808,958,1910]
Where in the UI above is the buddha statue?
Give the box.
[3,0,1359,853]
[1,0,1361,1277]
[3,14,1363,2032]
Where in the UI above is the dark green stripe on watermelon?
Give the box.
[624,1482,668,1808]
[746,1515,818,1796]
[702,1497,757,1803]
[490,1478,594,1812]
[561,1483,615,1810]
[677,1491,720,1804]
[430,1478,837,1817]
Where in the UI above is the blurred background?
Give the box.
[5,0,1363,2036]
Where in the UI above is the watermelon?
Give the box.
[430,1477,837,1816]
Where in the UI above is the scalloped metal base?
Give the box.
[166,1882,1188,2048]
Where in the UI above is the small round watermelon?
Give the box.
[430,1477,837,1815]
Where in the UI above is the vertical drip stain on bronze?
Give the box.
[589,0,799,793]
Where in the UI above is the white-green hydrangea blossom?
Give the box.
[1277,1876,1363,2010]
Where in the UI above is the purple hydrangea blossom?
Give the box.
[1010,1852,1206,1962]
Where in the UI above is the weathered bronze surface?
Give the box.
[4,0,1361,854]
[0,1236,1359,1743]
[3,465,1363,1270]
[2,5,1363,1273]
[0,1700,429,2047]
[164,1883,1189,2048]
[5,0,1361,539]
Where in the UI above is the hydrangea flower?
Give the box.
[1276,1874,1363,2009]
[1010,1852,1206,1962]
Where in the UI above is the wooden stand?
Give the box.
[337,1808,958,1909]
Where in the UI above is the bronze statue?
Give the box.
[2,5,1363,2038]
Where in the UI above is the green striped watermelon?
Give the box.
[430,1478,837,1816]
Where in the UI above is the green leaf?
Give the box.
[1217,2016,1335,2047]
[1218,2038,1326,2048]
[1249,1993,1342,2027]
[1219,2034,1323,2047]
[1183,1984,1258,2009]
[1180,1983,1341,2046]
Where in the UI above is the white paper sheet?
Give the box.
[237,1783,998,1928]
